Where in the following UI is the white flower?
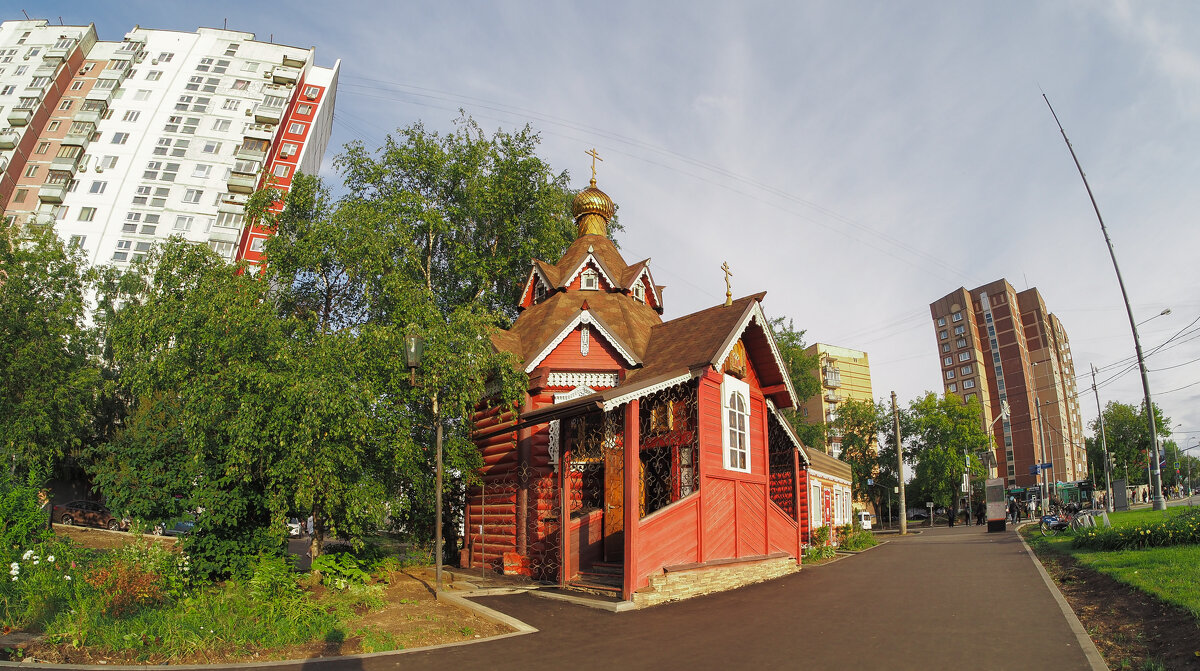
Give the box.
[65,575,72,581]
[9,562,17,570]
[46,555,55,563]
[32,560,39,565]
[10,576,16,582]
[22,550,33,560]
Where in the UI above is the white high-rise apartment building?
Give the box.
[0,19,339,266]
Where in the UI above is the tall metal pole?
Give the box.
[1091,365,1114,512]
[1043,94,1165,510]
[893,391,907,535]
[964,448,972,524]
[1036,396,1048,503]
[433,393,444,595]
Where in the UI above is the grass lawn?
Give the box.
[1024,507,1200,620]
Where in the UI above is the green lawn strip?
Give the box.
[1022,509,1200,623]
[1070,545,1200,620]
[43,581,387,662]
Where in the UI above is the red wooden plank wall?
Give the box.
[537,327,626,371]
[766,500,798,556]
[633,494,701,590]
[737,480,767,558]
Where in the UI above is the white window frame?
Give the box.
[580,268,599,291]
[721,375,751,473]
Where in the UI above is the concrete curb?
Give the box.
[1016,531,1110,671]
[530,589,637,612]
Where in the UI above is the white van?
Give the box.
[856,511,873,530]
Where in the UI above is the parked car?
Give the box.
[153,519,195,537]
[53,500,127,530]
[287,518,303,537]
[856,511,874,530]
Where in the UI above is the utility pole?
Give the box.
[964,447,972,524]
[1036,396,1048,503]
[893,391,906,535]
[1091,365,1113,512]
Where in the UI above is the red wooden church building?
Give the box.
[465,171,816,605]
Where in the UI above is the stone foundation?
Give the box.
[632,556,798,608]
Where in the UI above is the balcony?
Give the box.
[208,225,242,244]
[271,66,300,85]
[7,108,33,126]
[282,53,307,68]
[73,108,102,125]
[227,171,259,194]
[244,123,275,142]
[39,183,68,204]
[254,104,283,125]
[221,192,249,207]
[85,88,113,105]
[45,42,73,60]
[50,155,81,173]
[824,392,841,404]
[0,129,18,149]
[236,144,268,162]
[62,131,91,148]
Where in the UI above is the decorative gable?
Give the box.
[523,308,641,373]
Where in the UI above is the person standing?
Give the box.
[1007,497,1017,524]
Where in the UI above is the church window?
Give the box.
[581,268,599,290]
[722,375,750,473]
[533,280,546,304]
[632,280,645,302]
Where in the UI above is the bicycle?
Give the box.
[1039,508,1098,536]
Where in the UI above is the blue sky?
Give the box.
[31,1,1200,451]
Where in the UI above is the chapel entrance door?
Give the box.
[603,429,625,561]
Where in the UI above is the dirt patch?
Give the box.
[52,524,177,552]
[1035,550,1200,670]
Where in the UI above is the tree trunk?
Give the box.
[309,507,322,559]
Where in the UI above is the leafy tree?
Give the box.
[0,219,100,485]
[768,317,823,449]
[891,393,989,512]
[1087,400,1171,485]
[833,397,886,510]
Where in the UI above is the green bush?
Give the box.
[311,552,369,590]
[2,537,88,630]
[181,522,281,581]
[0,474,52,564]
[1072,508,1200,551]
[804,544,837,562]
[841,527,879,552]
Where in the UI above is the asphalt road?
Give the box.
[276,525,1098,671]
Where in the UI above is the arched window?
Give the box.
[533,280,546,303]
[722,375,751,472]
[632,280,645,302]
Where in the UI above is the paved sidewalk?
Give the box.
[5,525,1102,670]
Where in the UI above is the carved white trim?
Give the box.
[629,265,661,305]
[524,309,640,373]
[563,254,617,289]
[602,372,695,412]
[580,325,590,356]
[554,385,598,403]
[547,371,620,389]
[712,302,798,408]
[548,420,560,465]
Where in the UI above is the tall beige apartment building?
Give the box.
[799,344,874,457]
[930,280,1086,489]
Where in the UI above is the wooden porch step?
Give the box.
[569,578,623,595]
[587,561,624,576]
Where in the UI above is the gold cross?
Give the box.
[722,261,733,306]
[586,147,603,182]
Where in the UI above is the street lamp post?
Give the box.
[1044,96,1168,511]
[407,334,445,596]
[1091,365,1114,512]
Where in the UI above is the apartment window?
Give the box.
[216,211,243,228]
[304,86,320,99]
[963,379,976,390]
[241,61,258,72]
[272,163,289,178]
[145,69,162,81]
[112,239,131,262]
[174,215,193,231]
[960,365,972,375]
[948,383,957,393]
[13,189,27,203]
[23,165,38,178]
[250,237,266,253]
[721,375,751,473]
[209,240,235,259]
[161,163,180,181]
[139,222,157,235]
[212,118,231,132]
[144,161,162,180]
[280,142,298,157]
[232,79,249,90]
[158,52,174,62]
[297,103,313,116]
[68,234,85,247]
[122,110,140,122]
[69,80,85,91]
[941,343,950,353]
[965,393,976,402]
[58,100,73,111]
[47,120,60,131]
[956,338,967,348]
[196,58,213,72]
[202,141,222,154]
[183,188,203,204]
[943,356,952,366]
[288,122,305,135]
[35,140,51,155]
[111,132,129,145]
[79,207,96,221]
[93,78,117,90]
[222,98,240,111]
[958,352,970,362]
[153,138,171,156]
[133,89,151,101]
[939,330,948,340]
[937,317,946,327]
[214,59,230,74]
[89,181,107,194]
[224,43,240,56]
[953,325,965,335]
[945,370,955,380]
[193,164,212,179]
[100,156,118,169]
[952,312,963,322]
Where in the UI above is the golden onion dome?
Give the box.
[572,177,614,237]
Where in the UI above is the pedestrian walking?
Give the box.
[1007,497,1017,524]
